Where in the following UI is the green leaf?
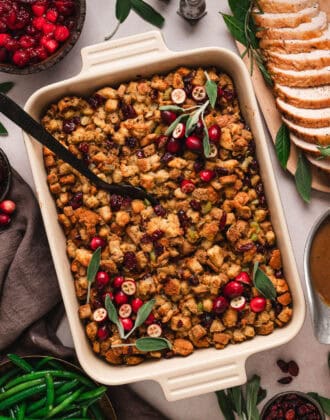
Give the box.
[227,386,244,417]
[159,105,184,113]
[246,375,261,420]
[186,100,209,135]
[228,0,251,22]
[257,60,273,87]
[253,262,277,300]
[135,337,172,352]
[221,13,247,46]
[0,122,8,136]
[295,152,311,203]
[0,82,14,94]
[256,387,267,405]
[86,247,101,304]
[124,298,156,339]
[105,295,124,338]
[275,123,291,170]
[130,0,164,28]
[307,393,330,416]
[205,79,218,108]
[201,112,211,158]
[216,390,235,420]
[165,113,188,136]
[317,145,330,158]
[116,0,131,22]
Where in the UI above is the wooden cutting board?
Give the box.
[235,0,330,193]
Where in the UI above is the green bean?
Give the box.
[46,373,54,410]
[0,368,20,387]
[0,379,44,401]
[35,357,64,371]
[35,356,55,369]
[7,354,34,373]
[90,402,104,420]
[25,395,47,415]
[77,386,107,402]
[6,370,94,389]
[17,401,26,420]
[56,379,80,396]
[45,388,82,418]
[0,383,46,411]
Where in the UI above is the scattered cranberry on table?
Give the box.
[0,0,76,68]
[0,199,16,227]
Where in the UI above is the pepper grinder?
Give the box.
[178,0,207,21]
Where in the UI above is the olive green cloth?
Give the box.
[0,169,169,420]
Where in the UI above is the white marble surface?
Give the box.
[1,1,329,419]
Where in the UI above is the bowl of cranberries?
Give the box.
[0,0,86,74]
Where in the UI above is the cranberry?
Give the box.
[161,110,177,124]
[42,37,58,53]
[118,303,132,318]
[208,124,221,142]
[0,200,16,215]
[161,152,174,164]
[181,179,195,194]
[194,119,204,136]
[32,15,46,30]
[121,103,137,120]
[172,122,185,139]
[62,119,76,133]
[90,236,106,250]
[185,135,202,151]
[54,25,69,41]
[54,1,75,16]
[113,276,125,288]
[155,135,168,148]
[219,212,227,231]
[46,8,58,22]
[125,136,137,148]
[193,160,204,172]
[190,200,201,211]
[12,8,30,30]
[275,269,284,278]
[199,169,215,182]
[123,252,137,271]
[110,194,123,211]
[178,209,190,228]
[223,281,244,298]
[96,271,110,289]
[69,191,83,209]
[131,298,143,313]
[213,296,229,314]
[102,291,114,302]
[215,167,229,176]
[154,243,164,256]
[223,89,235,101]
[78,142,89,154]
[154,204,166,217]
[0,213,11,227]
[217,86,224,98]
[151,229,164,241]
[42,21,56,35]
[12,49,30,67]
[19,34,35,48]
[235,271,251,285]
[145,313,156,325]
[114,291,128,306]
[32,3,46,17]
[166,138,180,154]
[97,325,109,341]
[0,33,10,47]
[87,94,105,109]
[0,47,7,62]
[200,313,214,328]
[250,296,267,313]
[120,317,133,332]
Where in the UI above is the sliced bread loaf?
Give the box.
[269,64,330,87]
[257,12,327,40]
[290,133,322,155]
[307,153,330,173]
[283,117,330,144]
[275,84,330,108]
[258,0,316,13]
[277,98,330,127]
[253,4,319,28]
[267,49,330,70]
[259,25,330,52]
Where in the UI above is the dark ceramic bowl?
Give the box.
[0,148,12,202]
[261,391,325,420]
[0,0,86,75]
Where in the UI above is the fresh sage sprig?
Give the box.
[105,0,164,40]
[295,152,312,203]
[186,100,209,135]
[204,71,218,108]
[0,82,14,136]
[317,145,330,159]
[221,1,273,87]
[105,294,125,338]
[86,247,102,304]
[275,123,291,170]
[253,262,276,301]
[165,113,189,137]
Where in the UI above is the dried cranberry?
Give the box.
[183,71,195,84]
[123,252,137,271]
[193,159,204,173]
[178,209,190,228]
[125,136,137,148]
[219,212,227,231]
[151,229,164,241]
[63,119,76,134]
[154,204,166,217]
[161,152,174,164]
[277,359,289,373]
[200,313,214,328]
[87,94,105,109]
[184,82,193,97]
[278,376,292,385]
[223,89,235,101]
[141,234,152,244]
[136,149,145,159]
[164,351,174,359]
[177,320,183,328]
[288,360,299,377]
[194,119,204,136]
[154,243,164,256]
[110,194,123,211]
[78,142,89,154]
[256,243,266,254]
[237,242,254,252]
[274,302,283,316]
[255,183,264,196]
[215,167,229,177]
[188,275,199,286]
[275,269,284,278]
[190,200,201,211]
[121,103,137,120]
[69,192,83,209]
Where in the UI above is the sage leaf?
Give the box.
[130,0,164,28]
[0,82,14,94]
[86,247,101,304]
[0,122,8,136]
[275,123,290,170]
[159,105,184,113]
[221,13,247,46]
[307,393,330,416]
[186,100,209,135]
[165,113,188,136]
[216,390,235,420]
[228,0,251,22]
[253,262,276,301]
[257,60,273,87]
[246,375,261,420]
[135,337,172,352]
[227,386,244,417]
[116,0,131,23]
[317,145,330,158]
[205,79,218,108]
[105,295,124,338]
[295,152,311,203]
[256,387,267,405]
[201,112,211,158]
[124,298,156,339]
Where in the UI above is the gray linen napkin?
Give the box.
[0,169,169,420]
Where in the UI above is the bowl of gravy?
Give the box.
[304,209,330,344]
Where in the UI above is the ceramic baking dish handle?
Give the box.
[80,31,169,73]
[158,357,247,401]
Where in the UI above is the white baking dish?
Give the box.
[23,31,305,401]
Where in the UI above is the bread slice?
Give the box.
[267,49,330,70]
[306,154,330,173]
[258,0,316,13]
[283,117,330,145]
[277,98,330,128]
[290,133,321,155]
[253,4,319,29]
[275,85,330,108]
[269,64,330,87]
[257,12,327,40]
[259,25,330,52]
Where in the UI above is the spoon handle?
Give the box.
[0,93,157,205]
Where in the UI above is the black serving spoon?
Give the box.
[0,93,158,205]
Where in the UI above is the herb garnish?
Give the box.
[253,262,276,301]
[307,393,330,416]
[221,1,273,87]
[275,123,291,170]
[0,82,14,136]
[317,145,330,159]
[86,247,102,304]
[295,152,312,203]
[105,0,164,40]
[204,71,218,108]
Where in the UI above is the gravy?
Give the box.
[309,215,330,305]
